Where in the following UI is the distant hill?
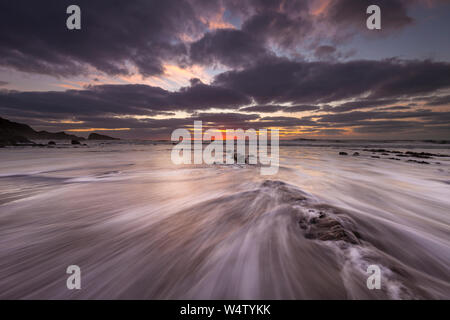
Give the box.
[0,117,84,146]
[88,133,120,140]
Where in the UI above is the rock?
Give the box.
[71,140,81,145]
[339,152,348,156]
[233,152,250,164]
[48,141,56,145]
[371,156,380,159]
[300,214,361,245]
[0,136,35,146]
[0,117,84,142]
[88,133,120,140]
[407,160,430,165]
[363,149,389,153]
[352,152,360,156]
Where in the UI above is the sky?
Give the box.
[0,0,449,140]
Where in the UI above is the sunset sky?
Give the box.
[0,0,449,140]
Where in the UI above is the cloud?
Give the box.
[169,79,251,109]
[190,29,271,68]
[321,0,413,34]
[327,98,403,112]
[240,105,285,113]
[0,0,441,81]
[425,94,450,106]
[0,0,202,77]
[239,104,320,113]
[214,58,450,105]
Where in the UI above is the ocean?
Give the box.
[0,140,449,299]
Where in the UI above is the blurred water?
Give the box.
[0,142,449,299]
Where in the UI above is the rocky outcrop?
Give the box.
[0,135,35,146]
[88,133,120,140]
[0,117,84,143]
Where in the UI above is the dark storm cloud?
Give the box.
[328,98,403,113]
[0,0,435,79]
[376,105,412,111]
[425,94,450,106]
[0,0,202,77]
[1,55,450,137]
[191,112,260,125]
[169,78,251,109]
[258,116,318,127]
[0,81,250,121]
[190,29,271,68]
[239,104,319,113]
[240,105,286,113]
[241,9,312,49]
[214,58,450,105]
[0,85,170,117]
[311,110,450,128]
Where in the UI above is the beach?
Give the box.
[0,141,449,299]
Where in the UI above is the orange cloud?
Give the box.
[200,7,235,30]
[116,63,212,90]
[311,0,331,16]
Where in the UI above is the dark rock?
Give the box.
[339,152,348,156]
[48,141,56,145]
[301,215,360,245]
[371,156,380,159]
[233,152,250,164]
[363,149,389,153]
[404,151,449,158]
[352,152,360,156]
[71,140,81,145]
[88,133,120,140]
[0,135,35,146]
[0,117,84,142]
[407,160,430,165]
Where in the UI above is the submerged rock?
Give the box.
[407,160,430,165]
[299,214,361,245]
